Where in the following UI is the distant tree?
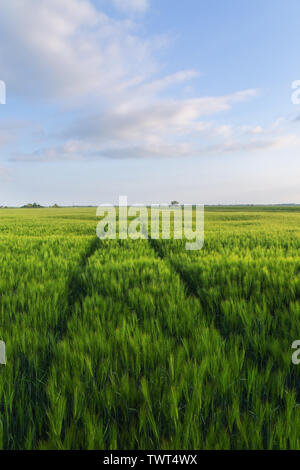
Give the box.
[51,203,60,208]
[171,201,179,207]
[22,202,43,208]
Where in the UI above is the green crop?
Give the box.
[0,206,300,449]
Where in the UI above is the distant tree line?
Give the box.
[21,203,60,208]
[22,203,44,208]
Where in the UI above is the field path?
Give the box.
[41,239,228,449]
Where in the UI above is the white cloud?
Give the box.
[137,70,200,95]
[21,106,300,162]
[0,0,296,164]
[62,89,257,149]
[0,0,158,101]
[13,129,300,162]
[112,0,149,13]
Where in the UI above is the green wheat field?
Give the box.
[1,206,300,450]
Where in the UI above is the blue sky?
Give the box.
[0,0,300,205]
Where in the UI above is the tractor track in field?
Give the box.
[149,237,300,395]
[61,236,101,338]
[148,239,200,299]
[31,236,101,447]
[148,239,227,337]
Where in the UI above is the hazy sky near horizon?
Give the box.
[1,0,300,206]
